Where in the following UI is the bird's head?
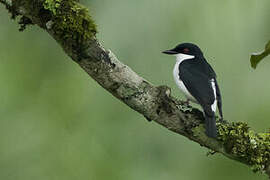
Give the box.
[162,43,204,58]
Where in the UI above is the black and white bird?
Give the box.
[162,43,223,138]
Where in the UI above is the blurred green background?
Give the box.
[0,0,270,179]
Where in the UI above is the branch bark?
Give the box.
[1,0,270,178]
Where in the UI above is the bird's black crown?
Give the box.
[163,43,204,57]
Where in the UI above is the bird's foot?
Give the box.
[182,100,192,108]
[217,117,227,124]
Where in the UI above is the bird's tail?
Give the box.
[204,109,217,138]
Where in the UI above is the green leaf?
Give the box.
[250,41,270,69]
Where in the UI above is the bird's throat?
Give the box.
[175,53,195,64]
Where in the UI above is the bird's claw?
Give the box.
[182,100,192,108]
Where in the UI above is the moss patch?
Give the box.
[218,122,270,173]
[43,0,97,42]
[44,0,62,15]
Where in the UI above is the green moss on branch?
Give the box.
[218,122,270,173]
[43,0,97,42]
[44,0,62,15]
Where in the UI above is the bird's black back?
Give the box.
[179,57,223,118]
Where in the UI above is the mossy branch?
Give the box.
[1,0,270,178]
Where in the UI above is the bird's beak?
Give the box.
[162,49,178,55]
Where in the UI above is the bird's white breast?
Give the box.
[173,54,197,103]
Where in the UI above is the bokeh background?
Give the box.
[0,0,270,179]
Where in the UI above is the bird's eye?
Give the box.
[183,48,189,53]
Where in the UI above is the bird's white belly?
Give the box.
[173,61,197,103]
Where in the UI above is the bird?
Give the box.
[162,43,223,138]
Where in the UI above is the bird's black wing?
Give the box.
[204,60,223,118]
[179,61,217,137]
[179,61,216,108]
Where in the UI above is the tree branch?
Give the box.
[1,0,270,178]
